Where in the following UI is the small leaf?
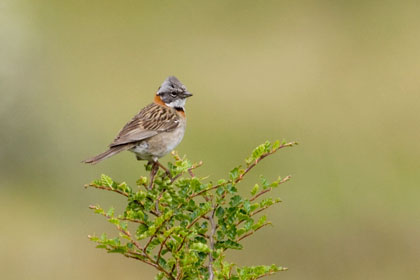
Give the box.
[229,167,240,181]
[216,206,225,218]
[106,207,115,217]
[272,140,280,151]
[251,184,259,195]
[227,184,238,194]
[108,218,119,225]
[215,240,243,250]
[243,200,251,213]
[101,174,113,188]
[136,176,148,186]
[216,186,224,197]
[229,195,242,207]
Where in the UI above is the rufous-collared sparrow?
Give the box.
[83,76,192,171]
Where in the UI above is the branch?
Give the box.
[89,205,143,250]
[117,215,147,225]
[155,190,166,215]
[190,142,296,199]
[249,176,291,202]
[208,199,217,280]
[170,234,189,276]
[236,142,296,184]
[144,215,173,253]
[85,183,129,197]
[253,267,287,279]
[254,271,277,280]
[157,229,174,264]
[187,212,209,230]
[237,222,271,242]
[170,161,203,184]
[235,201,279,228]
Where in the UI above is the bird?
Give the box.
[83,76,192,183]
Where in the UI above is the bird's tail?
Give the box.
[82,145,130,164]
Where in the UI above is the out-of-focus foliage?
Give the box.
[87,141,295,279]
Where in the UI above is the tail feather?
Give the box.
[83,145,131,164]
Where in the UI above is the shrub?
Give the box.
[86,140,297,280]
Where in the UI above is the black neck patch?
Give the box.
[174,107,184,112]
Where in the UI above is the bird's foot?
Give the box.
[157,161,172,179]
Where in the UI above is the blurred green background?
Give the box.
[1,0,419,279]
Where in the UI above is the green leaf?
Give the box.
[244,219,254,231]
[100,233,107,241]
[137,224,148,235]
[108,218,119,225]
[229,167,240,181]
[217,179,227,185]
[253,216,267,230]
[106,207,115,217]
[100,174,113,188]
[136,176,148,186]
[216,206,225,219]
[260,176,269,189]
[227,184,238,194]
[117,182,131,193]
[272,140,280,151]
[216,186,225,196]
[215,240,243,250]
[229,195,242,207]
[243,200,251,213]
[190,242,210,253]
[251,184,259,195]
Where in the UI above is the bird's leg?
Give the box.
[157,161,172,178]
[148,161,159,190]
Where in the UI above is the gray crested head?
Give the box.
[157,76,193,109]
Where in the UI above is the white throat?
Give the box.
[165,98,186,109]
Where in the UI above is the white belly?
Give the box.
[130,123,186,161]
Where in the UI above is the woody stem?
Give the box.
[148,161,159,190]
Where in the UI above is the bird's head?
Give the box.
[156,76,193,110]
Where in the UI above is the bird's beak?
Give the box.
[183,91,193,98]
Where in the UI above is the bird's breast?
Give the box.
[131,120,186,160]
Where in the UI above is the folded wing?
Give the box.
[110,103,180,147]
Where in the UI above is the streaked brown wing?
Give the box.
[109,103,180,147]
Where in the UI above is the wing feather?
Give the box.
[109,103,180,147]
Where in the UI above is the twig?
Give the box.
[144,215,173,253]
[124,250,175,279]
[157,161,171,177]
[249,176,291,202]
[157,230,174,263]
[208,199,217,280]
[235,142,295,184]
[89,205,148,226]
[117,216,147,225]
[189,142,295,199]
[170,161,203,184]
[155,190,166,215]
[132,199,159,217]
[255,268,287,280]
[85,184,129,197]
[86,185,160,216]
[187,212,209,229]
[237,222,271,242]
[170,234,188,275]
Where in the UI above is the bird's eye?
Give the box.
[170,92,177,97]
